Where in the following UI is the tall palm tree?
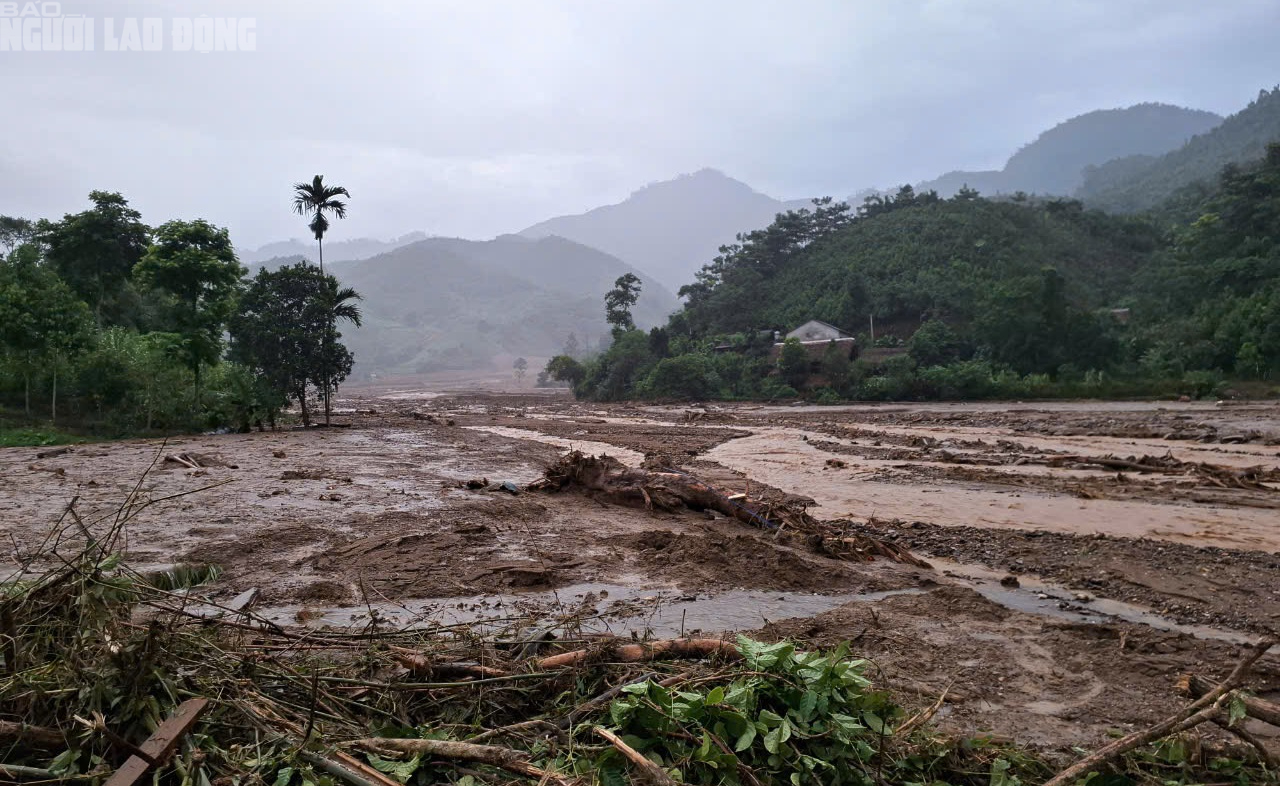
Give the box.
[291,175,350,424]
[291,175,350,277]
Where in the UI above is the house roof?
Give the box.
[790,319,852,338]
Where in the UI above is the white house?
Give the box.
[785,320,852,342]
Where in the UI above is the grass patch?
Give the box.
[0,425,87,448]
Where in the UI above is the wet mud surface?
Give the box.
[3,393,1280,749]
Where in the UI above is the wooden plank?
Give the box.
[103,699,209,786]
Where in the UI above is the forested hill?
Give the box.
[674,192,1159,365]
[917,103,1221,198]
[1078,87,1280,213]
[558,148,1279,402]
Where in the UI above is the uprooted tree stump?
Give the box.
[528,451,930,569]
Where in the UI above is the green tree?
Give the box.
[230,263,361,427]
[543,355,586,387]
[639,354,718,400]
[0,215,35,258]
[512,357,528,384]
[908,319,963,367]
[605,273,642,338]
[134,220,245,409]
[39,191,150,324]
[0,250,94,420]
[777,337,810,389]
[820,341,853,394]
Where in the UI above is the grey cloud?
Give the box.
[2,0,1278,248]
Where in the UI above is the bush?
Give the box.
[777,338,810,389]
[1181,369,1225,399]
[812,386,842,404]
[908,319,964,366]
[760,377,799,399]
[637,355,720,400]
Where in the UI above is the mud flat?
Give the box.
[3,393,1279,748]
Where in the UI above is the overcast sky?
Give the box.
[3,0,1279,250]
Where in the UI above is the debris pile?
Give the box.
[529,451,927,569]
[5,456,1280,786]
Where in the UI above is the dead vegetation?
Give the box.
[528,451,931,568]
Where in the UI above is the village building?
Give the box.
[770,319,857,362]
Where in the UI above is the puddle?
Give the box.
[933,559,1255,645]
[251,564,1253,644]
[462,426,645,467]
[374,391,446,401]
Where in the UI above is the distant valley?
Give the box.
[253,235,677,376]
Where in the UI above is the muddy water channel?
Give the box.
[704,426,1280,550]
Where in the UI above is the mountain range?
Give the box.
[519,168,811,291]
[914,103,1223,198]
[242,87,1280,377]
[314,235,677,375]
[1077,87,1280,213]
[239,232,430,267]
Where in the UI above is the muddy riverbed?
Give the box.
[3,392,1279,750]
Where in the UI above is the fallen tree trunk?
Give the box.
[537,637,739,669]
[1183,673,1280,727]
[529,452,930,568]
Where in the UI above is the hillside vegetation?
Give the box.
[1079,87,1280,213]
[552,145,1280,402]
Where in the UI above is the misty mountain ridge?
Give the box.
[238,231,431,266]
[913,103,1222,199]
[300,234,678,375]
[518,168,811,290]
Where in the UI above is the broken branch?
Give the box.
[594,726,678,786]
[537,638,740,669]
[1043,637,1276,786]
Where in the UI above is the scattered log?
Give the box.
[537,637,739,669]
[103,698,209,786]
[0,719,66,750]
[1043,637,1277,786]
[1183,673,1280,727]
[35,446,72,459]
[529,451,930,568]
[389,647,510,680]
[595,726,678,786]
[352,737,570,784]
[299,751,402,786]
[1211,717,1280,768]
[0,763,93,781]
[164,453,202,469]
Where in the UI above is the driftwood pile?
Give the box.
[528,451,931,569]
